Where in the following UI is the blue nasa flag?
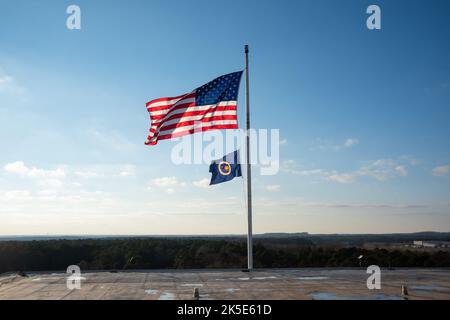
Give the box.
[209,150,242,185]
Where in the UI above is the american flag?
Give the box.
[145,71,243,145]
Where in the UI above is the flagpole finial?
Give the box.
[245,45,249,53]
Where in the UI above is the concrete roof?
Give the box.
[1,268,449,300]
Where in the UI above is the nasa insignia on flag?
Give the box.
[209,150,242,185]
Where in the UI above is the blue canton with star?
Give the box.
[195,71,243,106]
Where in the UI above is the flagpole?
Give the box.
[244,45,253,271]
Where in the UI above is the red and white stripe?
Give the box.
[145,92,238,145]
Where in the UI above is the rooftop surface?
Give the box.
[1,269,449,300]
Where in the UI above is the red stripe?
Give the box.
[147,96,196,112]
[151,105,237,127]
[146,92,195,108]
[144,124,238,145]
[149,101,197,119]
[147,105,173,112]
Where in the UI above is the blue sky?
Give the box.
[0,0,449,235]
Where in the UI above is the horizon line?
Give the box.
[0,231,449,238]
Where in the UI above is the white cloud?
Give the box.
[294,169,326,176]
[38,179,64,188]
[75,170,103,179]
[2,190,31,200]
[432,165,450,177]
[280,139,288,145]
[4,161,66,179]
[327,173,355,184]
[118,165,136,177]
[281,160,326,177]
[119,170,132,177]
[74,165,135,179]
[4,161,28,175]
[284,158,410,184]
[3,162,136,192]
[283,160,296,167]
[0,75,13,86]
[0,72,26,98]
[152,176,179,187]
[343,138,359,148]
[327,159,409,183]
[395,165,408,177]
[313,137,359,151]
[265,185,281,192]
[37,189,59,197]
[400,155,419,166]
[193,178,210,189]
[150,177,187,194]
[358,159,408,181]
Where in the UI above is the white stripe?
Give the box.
[150,100,237,119]
[151,110,237,129]
[158,120,237,136]
[147,96,195,109]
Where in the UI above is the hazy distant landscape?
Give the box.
[1,232,450,273]
[2,231,450,243]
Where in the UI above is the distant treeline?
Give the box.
[1,238,450,273]
[2,232,450,244]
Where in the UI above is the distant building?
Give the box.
[413,240,450,248]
